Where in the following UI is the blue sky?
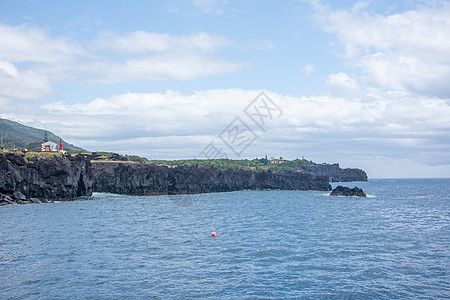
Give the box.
[1,0,450,178]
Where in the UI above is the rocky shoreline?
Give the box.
[0,152,92,205]
[1,152,368,206]
[92,162,331,196]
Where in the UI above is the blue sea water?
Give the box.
[0,179,449,299]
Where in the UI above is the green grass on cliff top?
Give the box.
[149,158,314,172]
[2,149,315,172]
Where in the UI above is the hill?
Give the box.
[0,118,86,152]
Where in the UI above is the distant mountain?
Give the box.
[0,118,86,152]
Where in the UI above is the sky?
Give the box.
[1,0,450,178]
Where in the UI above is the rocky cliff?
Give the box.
[92,162,331,195]
[301,163,367,182]
[0,152,93,205]
[0,153,341,206]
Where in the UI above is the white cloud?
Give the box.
[325,72,359,95]
[0,23,84,63]
[0,24,245,99]
[0,24,83,101]
[359,52,450,98]
[2,88,447,175]
[67,54,244,83]
[192,0,228,14]
[0,60,53,101]
[39,89,257,140]
[93,31,230,53]
[315,1,450,98]
[32,89,450,141]
[83,31,241,82]
[302,64,314,75]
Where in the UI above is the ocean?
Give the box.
[1,179,449,299]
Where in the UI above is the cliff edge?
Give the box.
[0,152,93,205]
[92,162,331,195]
[301,163,368,182]
[0,153,344,206]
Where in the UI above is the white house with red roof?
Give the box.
[269,157,284,164]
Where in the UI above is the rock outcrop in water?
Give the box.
[92,162,332,195]
[330,185,366,197]
[0,152,93,205]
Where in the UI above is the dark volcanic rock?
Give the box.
[339,168,368,182]
[92,162,332,195]
[302,163,368,182]
[0,153,332,206]
[5,151,372,206]
[330,185,367,197]
[0,152,93,205]
[109,153,129,161]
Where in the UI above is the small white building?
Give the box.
[269,159,283,164]
[41,141,58,152]
[269,157,284,164]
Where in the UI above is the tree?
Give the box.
[43,131,48,142]
[25,142,42,152]
[259,155,269,165]
[0,132,7,148]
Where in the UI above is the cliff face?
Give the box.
[92,162,331,195]
[302,163,368,182]
[338,168,368,182]
[2,153,360,206]
[0,152,93,205]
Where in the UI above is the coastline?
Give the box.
[1,152,369,206]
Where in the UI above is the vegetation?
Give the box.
[0,117,85,152]
[125,155,150,164]
[2,143,317,174]
[0,149,64,163]
[25,142,42,152]
[149,158,314,172]
[75,151,314,172]
[91,152,149,163]
[24,151,64,162]
[94,152,116,158]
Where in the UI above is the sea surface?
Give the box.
[1,179,449,299]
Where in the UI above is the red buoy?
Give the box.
[211,231,217,237]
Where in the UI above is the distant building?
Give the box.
[41,141,58,152]
[269,157,284,164]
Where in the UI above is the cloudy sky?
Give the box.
[1,0,450,178]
